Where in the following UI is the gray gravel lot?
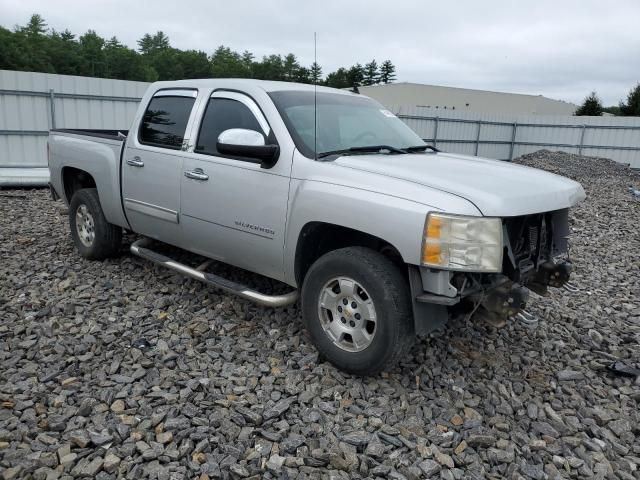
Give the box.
[1,150,639,480]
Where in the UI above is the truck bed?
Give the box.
[48,128,130,229]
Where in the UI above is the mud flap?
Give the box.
[408,266,448,336]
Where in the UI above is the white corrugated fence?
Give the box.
[1,70,639,186]
[394,105,640,168]
[0,70,147,186]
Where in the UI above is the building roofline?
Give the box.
[360,81,575,105]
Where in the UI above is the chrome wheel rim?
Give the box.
[317,276,377,352]
[75,204,95,247]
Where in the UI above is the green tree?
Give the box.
[325,67,350,88]
[22,13,47,36]
[79,30,106,77]
[602,105,621,116]
[241,50,255,76]
[137,31,170,55]
[252,54,285,80]
[0,26,26,70]
[47,29,83,75]
[17,14,52,72]
[294,66,311,84]
[347,64,365,88]
[363,60,379,86]
[104,37,155,81]
[210,46,250,78]
[176,49,210,78]
[310,62,322,84]
[619,83,640,116]
[283,53,301,81]
[379,60,396,84]
[0,14,400,87]
[149,49,185,80]
[575,91,603,116]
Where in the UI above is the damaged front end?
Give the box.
[412,209,574,333]
[471,209,574,326]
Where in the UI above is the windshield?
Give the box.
[269,90,426,159]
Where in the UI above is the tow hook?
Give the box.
[528,261,572,295]
[475,283,530,327]
[513,309,539,326]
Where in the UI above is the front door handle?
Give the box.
[127,156,144,167]
[184,168,209,181]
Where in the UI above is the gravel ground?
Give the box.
[1,150,639,480]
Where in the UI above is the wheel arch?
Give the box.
[61,166,97,204]
[294,221,405,286]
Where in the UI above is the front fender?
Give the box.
[284,179,433,285]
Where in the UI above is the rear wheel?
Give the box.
[69,188,121,259]
[301,247,414,375]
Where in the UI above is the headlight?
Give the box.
[422,213,503,272]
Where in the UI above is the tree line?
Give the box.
[0,14,397,89]
[575,86,640,116]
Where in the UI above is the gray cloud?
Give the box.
[2,0,638,105]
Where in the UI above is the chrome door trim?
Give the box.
[154,89,198,98]
[124,198,179,223]
[210,91,271,136]
[126,156,144,167]
[184,168,209,181]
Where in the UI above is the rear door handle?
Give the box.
[127,156,144,167]
[184,168,209,181]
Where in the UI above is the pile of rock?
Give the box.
[0,150,638,479]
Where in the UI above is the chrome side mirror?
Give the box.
[218,128,265,147]
[217,128,279,168]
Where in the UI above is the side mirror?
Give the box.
[217,128,279,168]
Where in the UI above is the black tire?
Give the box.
[69,188,121,260]
[301,246,414,375]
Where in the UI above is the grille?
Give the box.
[504,213,551,263]
[528,225,538,251]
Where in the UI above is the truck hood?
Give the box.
[334,152,586,216]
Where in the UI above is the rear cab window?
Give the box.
[139,90,197,149]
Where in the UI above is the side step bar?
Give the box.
[130,238,299,308]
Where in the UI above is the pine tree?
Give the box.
[310,62,322,84]
[575,91,603,116]
[22,14,47,37]
[325,67,350,88]
[137,31,169,55]
[363,60,379,86]
[347,64,365,88]
[0,14,401,87]
[619,83,640,116]
[283,54,301,81]
[379,60,396,84]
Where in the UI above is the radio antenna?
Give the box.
[314,31,318,160]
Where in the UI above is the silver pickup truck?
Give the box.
[48,79,585,375]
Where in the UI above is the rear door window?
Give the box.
[139,94,196,149]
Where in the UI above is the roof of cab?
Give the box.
[148,78,358,96]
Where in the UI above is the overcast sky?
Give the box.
[2,0,638,105]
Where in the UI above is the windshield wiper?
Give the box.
[402,144,440,153]
[317,145,407,159]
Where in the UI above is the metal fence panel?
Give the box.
[0,70,147,185]
[395,106,640,167]
[3,71,640,187]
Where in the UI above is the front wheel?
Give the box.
[69,188,122,260]
[301,247,414,375]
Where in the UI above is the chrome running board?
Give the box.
[130,238,299,308]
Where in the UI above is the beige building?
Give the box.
[358,82,577,115]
